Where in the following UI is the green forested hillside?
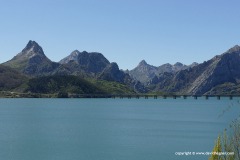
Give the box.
[26,75,135,95]
[0,65,28,91]
[27,75,104,94]
[89,79,135,94]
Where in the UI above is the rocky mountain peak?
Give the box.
[174,62,183,67]
[71,50,80,55]
[59,50,80,64]
[2,40,58,75]
[138,60,148,66]
[191,62,198,65]
[188,62,198,68]
[21,40,44,55]
[109,62,119,71]
[226,45,240,53]
[82,51,88,54]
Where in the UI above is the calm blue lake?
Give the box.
[0,97,239,160]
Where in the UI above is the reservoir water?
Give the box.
[0,97,239,160]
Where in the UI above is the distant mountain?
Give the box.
[127,60,158,84]
[188,62,199,68]
[3,40,59,75]
[150,45,240,95]
[157,62,188,73]
[128,60,192,84]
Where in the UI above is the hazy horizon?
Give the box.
[1,0,240,70]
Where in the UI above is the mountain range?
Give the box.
[1,40,240,96]
[126,60,198,84]
[147,45,240,95]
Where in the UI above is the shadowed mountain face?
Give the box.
[98,62,147,93]
[3,40,59,76]
[150,45,240,95]
[59,50,110,74]
[98,62,126,82]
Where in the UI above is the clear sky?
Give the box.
[0,0,240,70]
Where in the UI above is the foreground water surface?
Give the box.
[0,97,239,160]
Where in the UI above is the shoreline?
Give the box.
[0,91,238,99]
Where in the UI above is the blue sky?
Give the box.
[0,0,240,70]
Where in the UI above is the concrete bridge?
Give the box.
[0,91,238,99]
[68,94,238,100]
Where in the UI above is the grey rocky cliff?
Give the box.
[59,50,110,74]
[129,60,190,84]
[128,60,158,84]
[59,50,80,64]
[98,62,125,82]
[150,45,240,95]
